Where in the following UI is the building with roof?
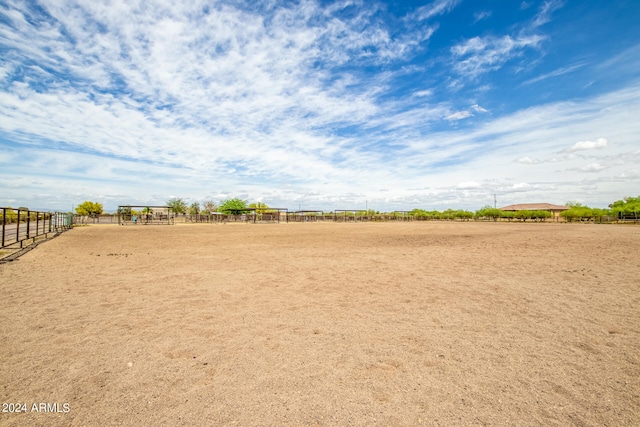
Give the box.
[499,203,570,220]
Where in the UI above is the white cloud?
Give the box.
[531,0,563,28]
[523,63,587,85]
[512,182,531,190]
[443,104,486,121]
[516,156,541,164]
[471,104,488,113]
[567,138,608,152]
[412,0,461,21]
[445,110,473,121]
[457,181,482,189]
[413,89,433,97]
[579,163,607,172]
[473,10,492,24]
[451,34,545,79]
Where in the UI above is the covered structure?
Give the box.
[117,205,174,225]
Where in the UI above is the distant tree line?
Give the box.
[559,197,640,222]
[474,207,552,222]
[25,194,637,221]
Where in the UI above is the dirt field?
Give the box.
[1,222,638,426]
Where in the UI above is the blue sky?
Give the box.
[1,0,639,212]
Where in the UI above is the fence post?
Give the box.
[26,210,31,240]
[1,208,5,248]
[16,209,21,247]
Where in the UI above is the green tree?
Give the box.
[561,205,594,222]
[453,210,474,221]
[167,198,188,214]
[218,198,249,215]
[566,201,585,208]
[475,206,502,221]
[189,202,201,215]
[500,211,515,221]
[513,210,530,221]
[531,210,552,221]
[409,209,429,219]
[610,196,640,217]
[141,206,153,215]
[76,201,103,216]
[513,210,549,222]
[248,202,269,214]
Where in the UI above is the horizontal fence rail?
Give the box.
[1,208,73,249]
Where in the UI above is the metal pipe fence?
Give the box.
[1,208,73,249]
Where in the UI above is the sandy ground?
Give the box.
[0,222,639,426]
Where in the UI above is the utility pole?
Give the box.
[494,194,497,209]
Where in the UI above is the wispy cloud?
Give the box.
[445,110,473,121]
[531,0,564,28]
[412,89,434,98]
[449,0,565,85]
[411,0,461,21]
[443,104,488,121]
[567,138,608,152]
[520,2,533,11]
[451,34,545,79]
[523,63,586,85]
[473,10,492,24]
[516,156,542,164]
[579,163,607,172]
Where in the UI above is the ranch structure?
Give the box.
[499,203,570,219]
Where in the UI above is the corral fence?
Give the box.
[117,206,175,225]
[74,214,120,224]
[181,208,289,224]
[1,207,73,249]
[334,210,371,222]
[183,213,227,223]
[287,211,331,222]
[88,206,639,227]
[380,211,413,222]
[180,213,249,223]
[617,212,639,223]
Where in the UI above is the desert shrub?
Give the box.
[1,208,18,224]
[561,205,601,222]
[454,210,474,221]
[500,211,515,221]
[475,206,502,221]
[531,210,552,221]
[409,209,430,220]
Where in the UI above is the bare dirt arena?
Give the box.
[1,222,639,426]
